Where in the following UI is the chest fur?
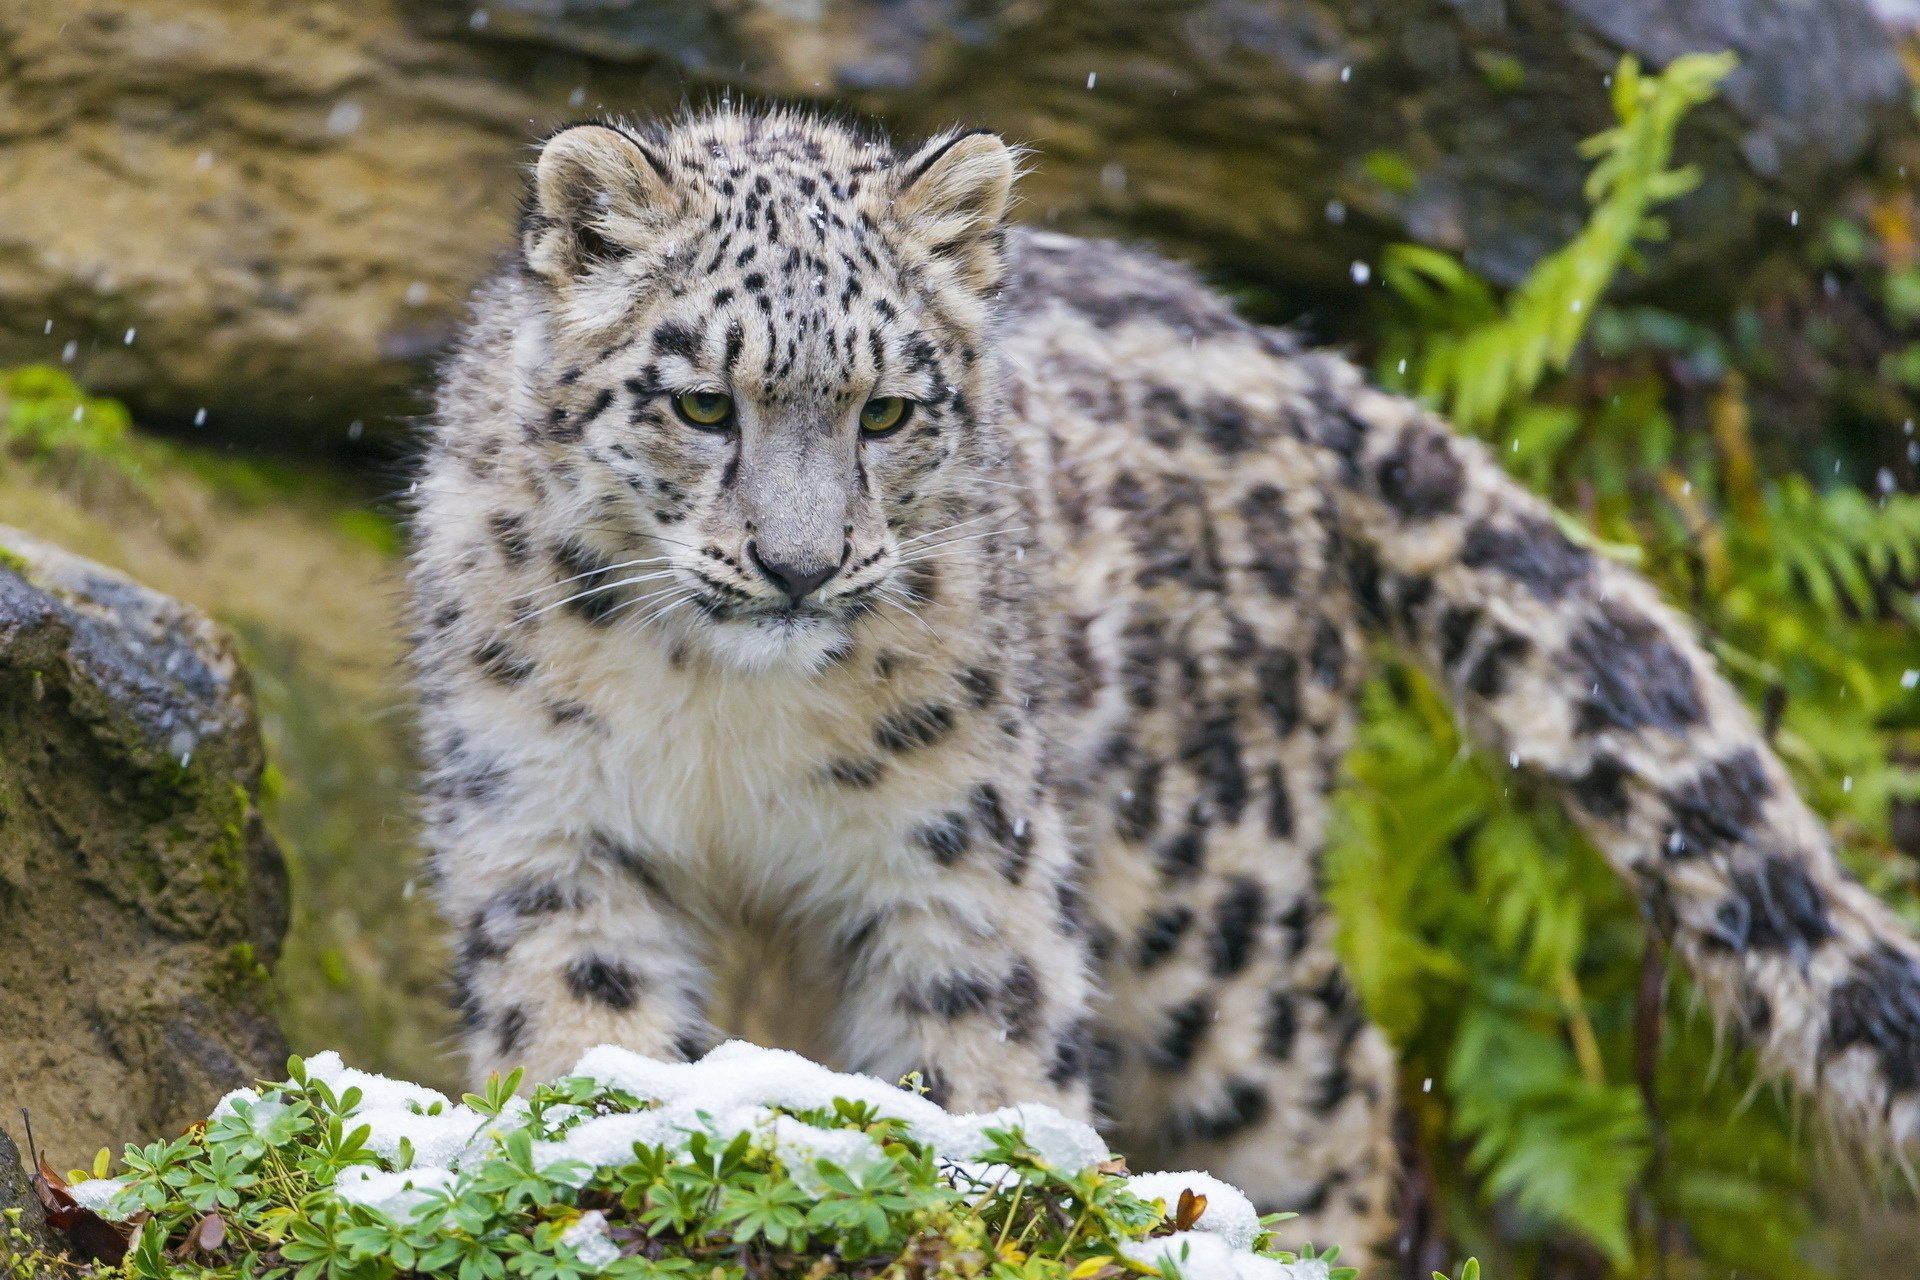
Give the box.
[509,630,988,913]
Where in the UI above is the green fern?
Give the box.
[1763,477,1920,619]
[1447,1005,1648,1265]
[1379,52,1736,430]
[1329,661,1653,1263]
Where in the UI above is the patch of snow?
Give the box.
[957,1103,1109,1170]
[66,1178,129,1217]
[332,1167,456,1219]
[533,1110,680,1180]
[570,1043,702,1099]
[1239,1257,1330,1280]
[1122,1229,1240,1274]
[1124,1170,1261,1249]
[305,1051,451,1113]
[770,1115,886,1196]
[301,1051,487,1166]
[211,1087,260,1119]
[1124,1231,1331,1279]
[571,1041,1108,1173]
[559,1211,622,1268]
[370,1106,494,1168]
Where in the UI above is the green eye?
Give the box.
[859,397,912,435]
[673,390,734,428]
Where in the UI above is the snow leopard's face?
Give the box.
[517,111,1015,673]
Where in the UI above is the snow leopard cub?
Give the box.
[411,107,1920,1256]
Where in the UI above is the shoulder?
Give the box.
[999,228,1246,343]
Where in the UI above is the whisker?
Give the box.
[607,596,681,633]
[897,513,998,549]
[514,572,680,624]
[617,581,685,608]
[865,603,917,649]
[573,527,703,554]
[619,586,701,629]
[895,526,1027,563]
[895,544,1022,569]
[522,555,678,596]
[880,601,940,643]
[872,587,940,640]
[635,594,701,631]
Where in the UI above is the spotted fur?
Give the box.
[412,107,1920,1262]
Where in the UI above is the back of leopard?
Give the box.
[412,107,1920,1263]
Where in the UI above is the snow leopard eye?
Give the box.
[673,390,734,429]
[859,397,913,436]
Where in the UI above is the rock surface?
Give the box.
[0,1127,56,1261]
[0,0,1907,442]
[0,527,288,1164]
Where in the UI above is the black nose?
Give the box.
[748,542,840,604]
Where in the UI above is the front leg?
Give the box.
[832,787,1097,1118]
[439,828,715,1087]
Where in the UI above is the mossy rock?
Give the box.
[0,372,457,1101]
[0,528,287,1163]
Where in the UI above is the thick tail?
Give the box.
[1303,354,1920,1151]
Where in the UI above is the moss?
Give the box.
[1473,50,1527,94]
[190,784,251,901]
[1363,148,1419,196]
[215,942,271,996]
[332,508,403,558]
[2,367,376,517]
[171,453,311,508]
[1,367,141,473]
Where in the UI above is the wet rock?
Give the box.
[0,528,288,1164]
[0,0,1907,438]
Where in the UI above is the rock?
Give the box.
[0,371,454,1097]
[0,0,1907,439]
[0,1126,57,1262]
[0,2,545,444]
[445,0,1909,288]
[0,527,288,1164]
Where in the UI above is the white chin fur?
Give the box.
[695,611,849,674]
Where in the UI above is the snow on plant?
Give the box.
[4,1043,1483,1280]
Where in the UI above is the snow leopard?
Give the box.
[409,106,1920,1258]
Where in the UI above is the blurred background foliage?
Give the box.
[6,2,1920,1277]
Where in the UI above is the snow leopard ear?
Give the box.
[523,123,674,285]
[893,129,1017,292]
